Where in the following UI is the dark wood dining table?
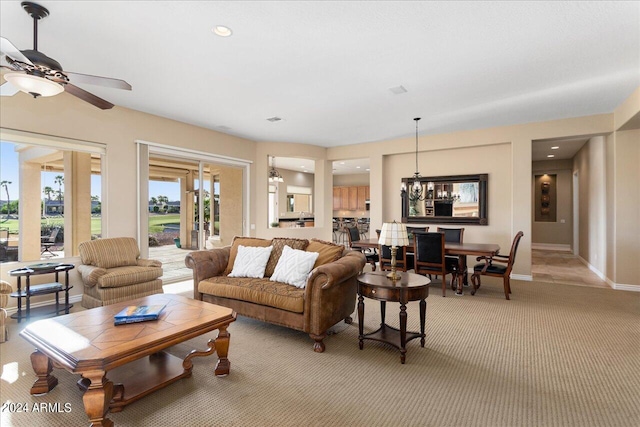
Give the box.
[351,237,501,295]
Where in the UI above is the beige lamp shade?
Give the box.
[378,221,409,247]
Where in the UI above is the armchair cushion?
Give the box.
[97,265,164,288]
[79,237,140,269]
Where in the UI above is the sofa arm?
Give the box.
[185,246,231,299]
[308,250,366,290]
[304,250,366,341]
[137,258,162,268]
[77,264,108,288]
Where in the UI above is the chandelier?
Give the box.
[401,118,425,201]
[268,156,284,183]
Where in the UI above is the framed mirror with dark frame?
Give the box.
[401,174,488,225]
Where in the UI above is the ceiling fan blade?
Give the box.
[0,81,19,96]
[0,37,33,65]
[65,71,131,90]
[64,83,114,110]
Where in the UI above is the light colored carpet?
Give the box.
[1,278,639,427]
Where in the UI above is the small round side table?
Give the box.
[357,271,430,364]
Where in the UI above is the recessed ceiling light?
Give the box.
[340,162,345,165]
[547,154,555,158]
[300,165,305,168]
[551,146,559,150]
[366,168,370,171]
[356,166,361,169]
[213,25,232,37]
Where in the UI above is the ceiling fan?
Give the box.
[0,1,131,109]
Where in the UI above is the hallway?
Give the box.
[531,249,608,289]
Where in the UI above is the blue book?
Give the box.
[114,304,166,325]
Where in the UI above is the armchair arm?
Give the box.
[77,264,108,288]
[304,250,366,335]
[185,247,231,300]
[137,259,162,268]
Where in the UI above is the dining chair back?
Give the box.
[378,244,411,273]
[437,227,465,285]
[347,225,377,271]
[413,231,456,297]
[471,231,524,300]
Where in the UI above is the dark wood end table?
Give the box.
[357,271,430,364]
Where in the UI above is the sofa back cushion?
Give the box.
[306,238,344,269]
[224,236,272,275]
[79,237,140,269]
[264,238,309,277]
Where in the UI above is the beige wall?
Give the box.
[2,85,639,310]
[532,160,573,247]
[0,92,256,306]
[573,137,607,273]
[327,114,614,277]
[611,129,640,285]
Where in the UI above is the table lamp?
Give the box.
[378,221,409,281]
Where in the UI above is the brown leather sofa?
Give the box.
[185,237,366,352]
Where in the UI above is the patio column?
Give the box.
[18,160,42,261]
[66,151,92,256]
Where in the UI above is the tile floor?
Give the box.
[531,249,609,289]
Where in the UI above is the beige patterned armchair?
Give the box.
[78,237,164,308]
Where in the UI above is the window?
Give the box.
[0,129,105,262]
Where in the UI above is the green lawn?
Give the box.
[1,217,102,235]
[148,214,180,233]
[1,213,182,235]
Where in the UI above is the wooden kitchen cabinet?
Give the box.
[333,185,370,211]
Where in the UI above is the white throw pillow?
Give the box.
[228,245,273,278]
[270,245,319,288]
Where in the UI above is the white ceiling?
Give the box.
[274,157,370,175]
[1,1,638,152]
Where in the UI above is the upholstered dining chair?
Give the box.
[471,231,524,300]
[413,231,457,297]
[347,225,377,271]
[437,227,465,290]
[378,243,412,273]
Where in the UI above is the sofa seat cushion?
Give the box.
[199,276,305,313]
[97,265,163,288]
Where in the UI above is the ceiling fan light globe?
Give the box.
[4,73,63,97]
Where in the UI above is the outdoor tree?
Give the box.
[43,186,54,216]
[54,175,64,203]
[0,180,11,215]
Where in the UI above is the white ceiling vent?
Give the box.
[389,85,407,95]
[266,116,283,122]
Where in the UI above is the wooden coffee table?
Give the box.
[20,294,236,427]
[357,271,430,364]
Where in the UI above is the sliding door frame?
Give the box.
[136,140,252,257]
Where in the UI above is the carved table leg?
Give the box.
[399,302,408,364]
[419,299,426,347]
[29,350,58,395]
[81,370,114,427]
[183,339,216,377]
[214,325,231,375]
[357,293,364,350]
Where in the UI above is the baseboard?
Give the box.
[4,294,83,316]
[511,274,533,281]
[531,243,572,252]
[577,256,606,281]
[608,282,640,292]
